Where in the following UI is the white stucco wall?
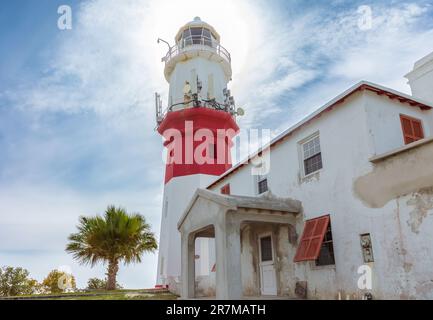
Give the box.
[207,90,433,299]
[364,91,432,156]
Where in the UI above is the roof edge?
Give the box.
[206,81,433,189]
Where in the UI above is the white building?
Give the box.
[156,18,433,300]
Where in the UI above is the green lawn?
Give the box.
[51,292,178,300]
[1,290,178,300]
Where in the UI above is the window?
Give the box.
[360,233,374,263]
[260,236,273,262]
[257,176,268,194]
[315,223,335,266]
[182,29,192,46]
[301,135,322,176]
[190,27,202,44]
[400,114,424,145]
[294,215,335,266]
[221,184,231,195]
[178,27,214,48]
[202,29,212,46]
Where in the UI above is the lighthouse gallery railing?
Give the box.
[162,36,231,65]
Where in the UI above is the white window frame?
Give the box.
[298,132,323,178]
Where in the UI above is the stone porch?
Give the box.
[177,189,301,299]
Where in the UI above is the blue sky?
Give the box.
[0,0,432,289]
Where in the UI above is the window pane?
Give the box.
[315,224,335,266]
[260,236,273,262]
[203,29,211,38]
[324,226,332,241]
[202,29,211,46]
[189,28,201,44]
[258,178,268,194]
[304,153,322,175]
[183,29,191,38]
[190,27,202,36]
[315,242,335,266]
[303,136,320,160]
[184,37,192,46]
[204,37,212,47]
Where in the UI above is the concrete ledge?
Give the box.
[369,137,433,163]
[355,137,433,207]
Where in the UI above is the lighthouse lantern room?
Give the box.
[155,17,240,293]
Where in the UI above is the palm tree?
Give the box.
[66,205,157,290]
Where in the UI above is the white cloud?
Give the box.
[259,69,317,99]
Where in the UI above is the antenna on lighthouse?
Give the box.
[236,107,245,116]
[155,92,163,125]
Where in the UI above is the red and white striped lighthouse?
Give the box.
[155,17,240,290]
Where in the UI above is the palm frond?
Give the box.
[65,206,158,267]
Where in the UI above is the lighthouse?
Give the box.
[155,17,240,292]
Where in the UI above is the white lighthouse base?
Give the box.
[156,173,217,295]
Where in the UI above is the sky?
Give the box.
[0,0,433,289]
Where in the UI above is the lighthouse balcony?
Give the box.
[163,38,231,64]
[162,40,231,81]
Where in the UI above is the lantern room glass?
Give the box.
[178,27,217,49]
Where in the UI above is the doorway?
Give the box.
[258,233,277,295]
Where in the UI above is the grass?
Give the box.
[51,292,178,300]
[1,290,178,300]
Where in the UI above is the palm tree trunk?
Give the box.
[106,259,119,290]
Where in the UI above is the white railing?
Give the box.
[162,36,231,65]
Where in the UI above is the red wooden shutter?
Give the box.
[294,215,330,262]
[221,184,231,195]
[412,120,424,140]
[400,114,424,145]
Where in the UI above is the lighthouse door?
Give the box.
[258,234,277,296]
